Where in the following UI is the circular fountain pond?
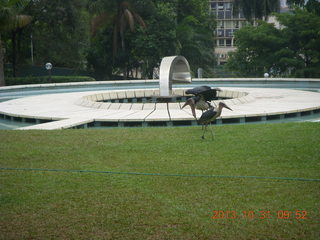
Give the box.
[0,78,320,130]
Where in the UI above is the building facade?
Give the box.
[210,0,286,66]
[209,0,248,65]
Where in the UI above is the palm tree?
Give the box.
[89,0,146,79]
[176,15,215,76]
[234,0,280,21]
[0,0,32,86]
[90,0,145,59]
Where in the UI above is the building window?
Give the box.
[218,3,224,10]
[218,21,224,28]
[225,2,232,10]
[240,10,245,19]
[226,39,232,46]
[225,11,232,19]
[218,11,224,19]
[234,21,239,28]
[219,39,225,46]
[217,29,224,37]
[211,2,217,10]
[225,21,232,28]
[226,29,232,37]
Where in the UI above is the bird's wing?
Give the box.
[198,89,219,101]
[185,86,211,96]
[198,109,217,124]
[185,86,219,101]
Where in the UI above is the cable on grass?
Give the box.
[1,167,320,182]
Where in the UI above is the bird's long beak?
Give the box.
[182,98,193,109]
[190,104,197,119]
[181,102,189,109]
[182,99,197,119]
[225,105,233,111]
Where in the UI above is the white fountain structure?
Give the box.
[159,56,192,97]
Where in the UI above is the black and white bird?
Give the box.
[198,102,232,139]
[182,86,221,119]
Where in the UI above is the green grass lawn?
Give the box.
[0,123,319,239]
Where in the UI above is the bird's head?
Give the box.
[181,97,195,109]
[219,102,232,111]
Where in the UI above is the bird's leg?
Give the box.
[201,124,207,139]
[201,110,204,130]
[209,123,214,140]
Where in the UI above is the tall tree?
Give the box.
[275,8,320,77]
[286,0,305,7]
[226,21,286,77]
[174,0,216,76]
[227,8,320,77]
[130,0,177,78]
[89,0,146,79]
[24,0,89,71]
[287,0,320,15]
[233,0,280,21]
[88,0,216,79]
[89,0,146,60]
[0,0,32,86]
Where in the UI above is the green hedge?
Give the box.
[5,76,96,86]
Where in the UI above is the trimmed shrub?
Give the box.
[5,76,96,86]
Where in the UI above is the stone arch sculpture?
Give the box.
[159,56,192,96]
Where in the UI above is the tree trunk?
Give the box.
[123,64,128,80]
[12,31,17,77]
[0,35,5,87]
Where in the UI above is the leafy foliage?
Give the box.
[227,8,320,77]
[1,0,90,83]
[23,0,90,70]
[0,0,32,32]
[233,0,280,21]
[287,0,320,15]
[130,1,177,78]
[87,0,216,80]
[87,0,147,79]
[176,0,216,76]
[0,0,32,86]
[2,0,216,82]
[90,0,146,58]
[286,0,306,7]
